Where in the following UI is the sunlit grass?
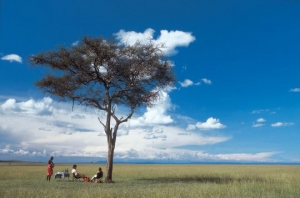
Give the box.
[0,163,299,198]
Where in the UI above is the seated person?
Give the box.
[72,164,86,179]
[91,167,103,182]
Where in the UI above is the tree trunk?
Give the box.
[105,141,115,182]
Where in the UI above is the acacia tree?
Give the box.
[29,36,175,182]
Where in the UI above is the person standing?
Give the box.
[46,156,54,181]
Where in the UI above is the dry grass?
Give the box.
[0,162,299,198]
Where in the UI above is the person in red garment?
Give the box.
[46,156,54,182]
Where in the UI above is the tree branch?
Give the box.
[98,117,105,128]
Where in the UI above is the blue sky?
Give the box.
[1,0,300,163]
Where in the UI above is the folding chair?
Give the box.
[94,171,103,183]
[72,173,82,181]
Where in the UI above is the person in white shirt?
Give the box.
[72,164,86,179]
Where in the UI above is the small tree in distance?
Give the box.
[29,36,175,182]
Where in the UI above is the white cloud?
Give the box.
[72,40,79,46]
[251,109,271,114]
[257,118,266,123]
[186,124,196,131]
[144,134,158,139]
[117,128,129,136]
[178,132,191,135]
[195,117,226,130]
[201,78,212,85]
[163,85,177,92]
[0,100,276,162]
[133,90,173,125]
[155,30,196,55]
[1,97,53,115]
[213,152,278,161]
[252,123,264,128]
[114,28,195,56]
[114,148,277,162]
[117,126,229,151]
[178,78,211,88]
[114,28,155,45]
[179,79,194,87]
[252,118,266,127]
[0,95,233,161]
[290,88,300,92]
[271,122,294,127]
[179,79,202,87]
[1,54,22,63]
[71,114,86,119]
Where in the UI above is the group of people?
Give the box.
[72,164,103,182]
[46,156,103,182]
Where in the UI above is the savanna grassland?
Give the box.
[0,162,299,198]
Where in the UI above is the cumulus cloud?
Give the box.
[1,97,53,115]
[195,117,226,130]
[156,30,196,55]
[133,90,173,125]
[115,28,155,45]
[290,88,300,92]
[271,122,294,127]
[1,54,22,63]
[186,124,196,131]
[114,28,195,55]
[252,118,266,128]
[179,79,194,87]
[201,78,212,85]
[179,78,211,88]
[257,118,266,122]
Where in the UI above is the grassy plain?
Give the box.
[0,162,299,198]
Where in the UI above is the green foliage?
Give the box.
[0,163,300,198]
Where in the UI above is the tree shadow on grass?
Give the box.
[138,176,265,184]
